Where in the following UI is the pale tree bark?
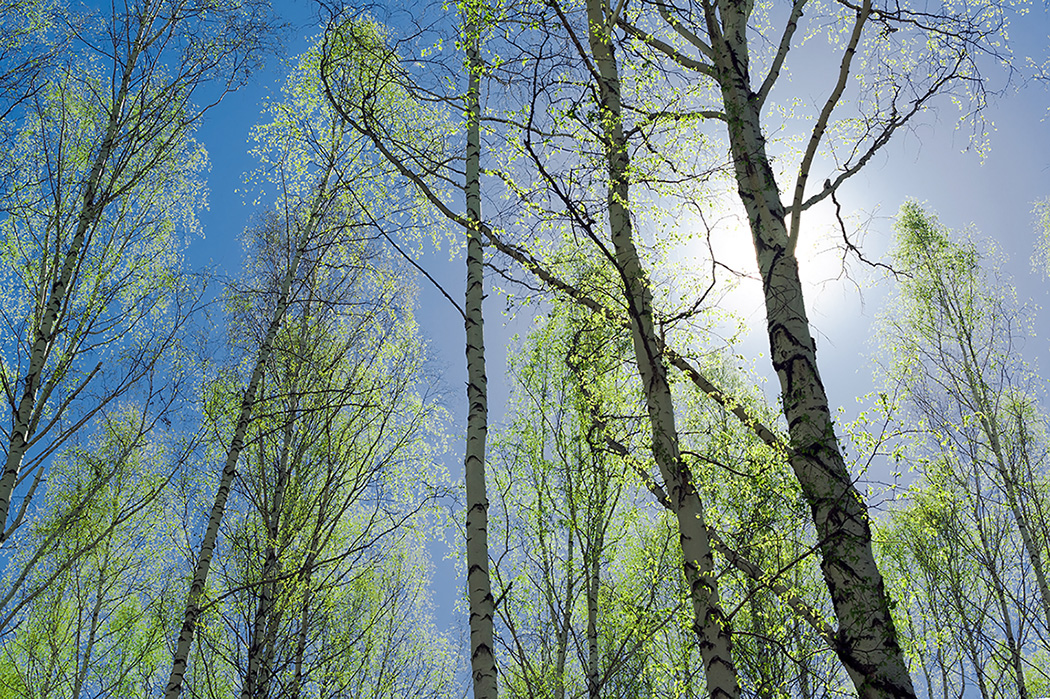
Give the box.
[464,14,497,697]
[0,36,141,540]
[318,13,497,696]
[287,581,313,699]
[582,1,740,696]
[697,0,915,694]
[164,172,333,699]
[554,532,574,699]
[585,522,601,699]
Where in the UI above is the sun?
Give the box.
[670,195,860,326]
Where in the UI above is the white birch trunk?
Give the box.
[463,17,497,699]
[584,2,740,696]
[585,537,600,699]
[706,2,915,693]
[554,532,573,699]
[0,38,144,539]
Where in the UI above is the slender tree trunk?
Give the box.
[241,409,295,699]
[165,174,332,699]
[585,535,600,699]
[287,540,323,699]
[703,1,914,695]
[583,2,740,696]
[71,561,108,699]
[0,36,145,540]
[463,15,497,699]
[796,617,812,699]
[288,582,312,699]
[937,648,948,699]
[554,531,573,699]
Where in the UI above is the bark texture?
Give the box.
[463,22,498,699]
[704,0,915,694]
[584,1,740,696]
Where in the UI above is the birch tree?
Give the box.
[485,3,744,693]
[221,224,444,699]
[879,456,1038,699]
[318,13,500,697]
[587,0,1021,692]
[874,203,1050,699]
[492,304,689,699]
[164,36,400,696]
[886,202,1050,632]
[0,0,273,614]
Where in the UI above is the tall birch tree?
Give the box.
[887,202,1050,631]
[0,0,273,615]
[318,12,499,697]
[593,0,1020,693]
[164,36,398,696]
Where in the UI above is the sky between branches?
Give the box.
[185,0,1050,632]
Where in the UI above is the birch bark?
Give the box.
[703,0,915,693]
[464,13,497,699]
[583,1,740,695]
[240,405,296,699]
[0,37,142,539]
[318,14,497,695]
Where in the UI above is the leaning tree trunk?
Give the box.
[0,39,143,540]
[705,0,915,695]
[584,1,741,696]
[164,172,333,699]
[463,15,497,699]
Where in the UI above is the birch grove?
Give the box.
[0,0,1046,697]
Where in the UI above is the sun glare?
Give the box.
[672,197,859,328]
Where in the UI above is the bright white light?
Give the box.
[671,196,857,328]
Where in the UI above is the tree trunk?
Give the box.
[585,533,600,699]
[463,15,497,699]
[584,2,740,696]
[287,581,312,699]
[554,531,573,699]
[705,1,915,695]
[0,37,144,540]
[164,173,332,699]
[241,406,296,699]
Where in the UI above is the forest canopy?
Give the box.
[0,0,1046,698]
